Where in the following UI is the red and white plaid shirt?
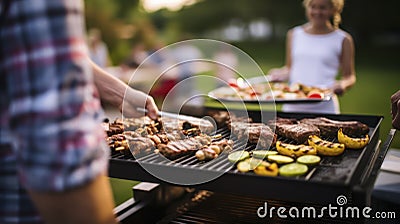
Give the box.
[0,0,109,223]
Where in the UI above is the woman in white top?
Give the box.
[267,0,356,114]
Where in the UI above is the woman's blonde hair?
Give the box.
[303,0,345,29]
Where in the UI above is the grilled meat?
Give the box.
[195,147,217,161]
[230,121,276,149]
[276,123,321,144]
[129,137,156,156]
[267,117,298,128]
[157,136,208,160]
[245,125,277,149]
[300,117,369,137]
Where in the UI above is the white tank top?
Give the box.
[283,26,346,114]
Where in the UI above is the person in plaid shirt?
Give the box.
[0,0,158,223]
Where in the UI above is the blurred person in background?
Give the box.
[213,45,238,87]
[391,90,400,130]
[0,0,158,223]
[266,0,356,114]
[88,28,111,68]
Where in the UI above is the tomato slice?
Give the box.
[307,92,323,99]
[228,82,239,89]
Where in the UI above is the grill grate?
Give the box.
[109,113,383,205]
[110,125,370,184]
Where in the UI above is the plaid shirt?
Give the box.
[0,1,109,223]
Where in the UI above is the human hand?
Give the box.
[332,82,345,96]
[391,90,400,130]
[266,67,289,82]
[121,88,159,119]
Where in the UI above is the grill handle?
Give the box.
[381,129,397,154]
[360,129,397,187]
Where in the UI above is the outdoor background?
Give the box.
[84,0,400,205]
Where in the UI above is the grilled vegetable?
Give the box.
[228,151,250,163]
[276,141,317,158]
[337,128,369,149]
[237,158,272,173]
[237,160,251,172]
[254,163,278,176]
[252,150,278,159]
[296,155,321,165]
[267,155,294,164]
[308,135,345,156]
[279,163,308,177]
[246,158,271,170]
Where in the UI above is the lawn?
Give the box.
[110,40,400,206]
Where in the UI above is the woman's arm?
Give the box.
[91,60,159,119]
[333,33,356,95]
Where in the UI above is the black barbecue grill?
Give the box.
[109,109,395,223]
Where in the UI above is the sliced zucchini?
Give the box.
[279,163,308,177]
[267,155,294,164]
[237,160,251,172]
[297,155,321,165]
[245,158,271,170]
[252,150,278,159]
[228,151,250,163]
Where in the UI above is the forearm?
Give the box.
[91,59,159,119]
[28,174,117,224]
[339,73,356,90]
[91,60,126,110]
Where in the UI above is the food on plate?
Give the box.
[296,155,321,166]
[228,151,250,163]
[279,163,308,177]
[337,128,369,149]
[267,155,295,164]
[276,141,317,158]
[308,135,345,156]
[307,91,324,99]
[300,117,369,137]
[209,81,331,101]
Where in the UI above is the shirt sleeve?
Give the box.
[5,0,109,191]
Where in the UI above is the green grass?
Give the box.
[110,178,139,206]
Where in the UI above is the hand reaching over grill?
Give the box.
[391,90,400,130]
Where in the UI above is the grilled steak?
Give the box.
[245,125,277,149]
[300,117,369,137]
[276,123,321,144]
[267,117,298,128]
[157,136,209,160]
[129,137,156,156]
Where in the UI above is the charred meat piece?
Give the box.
[195,147,218,161]
[157,137,207,160]
[245,125,277,149]
[276,123,321,144]
[230,122,265,140]
[300,117,369,137]
[230,122,276,149]
[207,111,231,128]
[267,117,298,129]
[129,137,156,156]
